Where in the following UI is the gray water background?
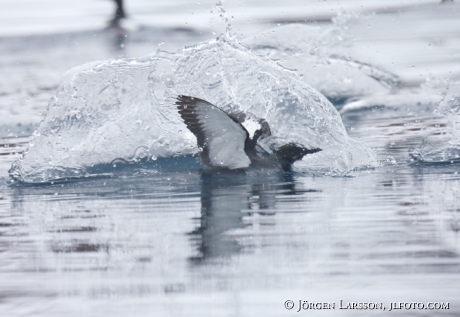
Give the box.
[1,1,460,316]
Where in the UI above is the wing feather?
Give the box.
[176,95,251,169]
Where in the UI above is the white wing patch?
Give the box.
[194,102,251,169]
[241,117,261,139]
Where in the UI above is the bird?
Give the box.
[175,95,321,171]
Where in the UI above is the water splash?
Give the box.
[210,0,235,41]
[215,1,233,40]
[243,23,400,106]
[9,37,376,183]
[410,81,460,164]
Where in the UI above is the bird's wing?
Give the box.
[176,95,251,169]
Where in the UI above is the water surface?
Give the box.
[1,1,460,316]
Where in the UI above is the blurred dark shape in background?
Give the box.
[109,0,127,28]
[106,0,129,51]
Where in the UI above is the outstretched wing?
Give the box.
[175,95,251,170]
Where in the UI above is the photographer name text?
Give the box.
[283,300,450,312]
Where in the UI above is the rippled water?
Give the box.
[1,1,460,316]
[1,160,460,316]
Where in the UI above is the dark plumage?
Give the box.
[175,95,321,171]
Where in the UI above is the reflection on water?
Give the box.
[1,86,460,315]
[1,163,460,316]
[190,173,319,264]
[1,1,460,314]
